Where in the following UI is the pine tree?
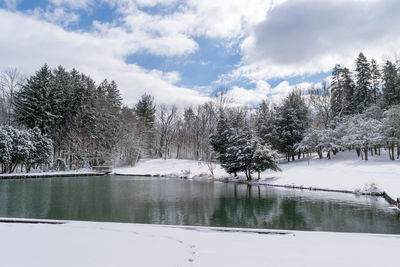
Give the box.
[209,112,235,174]
[330,65,345,117]
[14,64,56,136]
[256,100,279,149]
[274,90,309,161]
[354,52,372,112]
[382,60,399,107]
[135,94,156,157]
[370,58,381,105]
[341,68,356,115]
[251,138,281,179]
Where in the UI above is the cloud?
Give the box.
[5,0,400,107]
[30,6,80,26]
[226,80,311,106]
[48,0,95,10]
[0,9,209,107]
[231,0,400,82]
[4,0,21,10]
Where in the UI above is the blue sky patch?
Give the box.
[126,37,242,88]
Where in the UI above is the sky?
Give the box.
[1,0,400,107]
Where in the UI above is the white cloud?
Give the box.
[0,9,209,107]
[48,0,95,10]
[4,0,21,10]
[231,0,400,82]
[226,80,311,106]
[4,0,400,107]
[30,6,80,26]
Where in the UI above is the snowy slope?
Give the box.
[0,219,399,267]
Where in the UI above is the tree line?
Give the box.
[1,53,400,177]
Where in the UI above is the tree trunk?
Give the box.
[364,147,368,161]
[392,145,395,160]
[327,151,331,159]
[356,148,360,157]
[247,169,252,181]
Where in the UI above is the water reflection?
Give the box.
[0,176,398,234]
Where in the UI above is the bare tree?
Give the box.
[0,68,25,124]
[308,82,332,129]
[156,105,178,160]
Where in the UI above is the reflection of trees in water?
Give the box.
[0,178,399,233]
[211,184,309,229]
[106,178,221,225]
[210,184,400,233]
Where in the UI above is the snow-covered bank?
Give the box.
[0,218,399,267]
[0,170,100,179]
[115,151,400,203]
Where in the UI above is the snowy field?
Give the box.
[115,151,400,201]
[0,219,399,267]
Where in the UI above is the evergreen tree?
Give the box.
[341,68,356,115]
[382,60,399,107]
[256,100,279,149]
[330,65,345,117]
[14,64,56,136]
[209,112,236,174]
[135,94,156,157]
[274,90,309,161]
[251,138,281,179]
[370,58,381,105]
[354,52,372,112]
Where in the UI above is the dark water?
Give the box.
[0,175,399,233]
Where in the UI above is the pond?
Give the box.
[0,175,399,234]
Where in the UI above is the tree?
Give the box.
[252,139,281,179]
[370,59,381,105]
[383,106,400,160]
[210,112,236,174]
[156,104,178,160]
[382,60,399,107]
[330,65,345,117]
[0,68,24,125]
[135,94,156,157]
[308,83,332,128]
[14,64,56,136]
[222,128,280,180]
[256,100,279,149]
[354,52,372,112]
[274,90,309,161]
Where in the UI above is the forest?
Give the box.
[1,52,400,179]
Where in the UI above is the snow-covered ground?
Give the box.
[0,218,399,267]
[115,151,400,201]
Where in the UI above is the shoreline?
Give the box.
[0,171,106,179]
[1,169,398,210]
[114,172,399,209]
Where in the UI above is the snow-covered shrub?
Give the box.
[0,125,53,173]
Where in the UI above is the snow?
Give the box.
[116,158,228,179]
[115,151,400,201]
[0,218,399,267]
